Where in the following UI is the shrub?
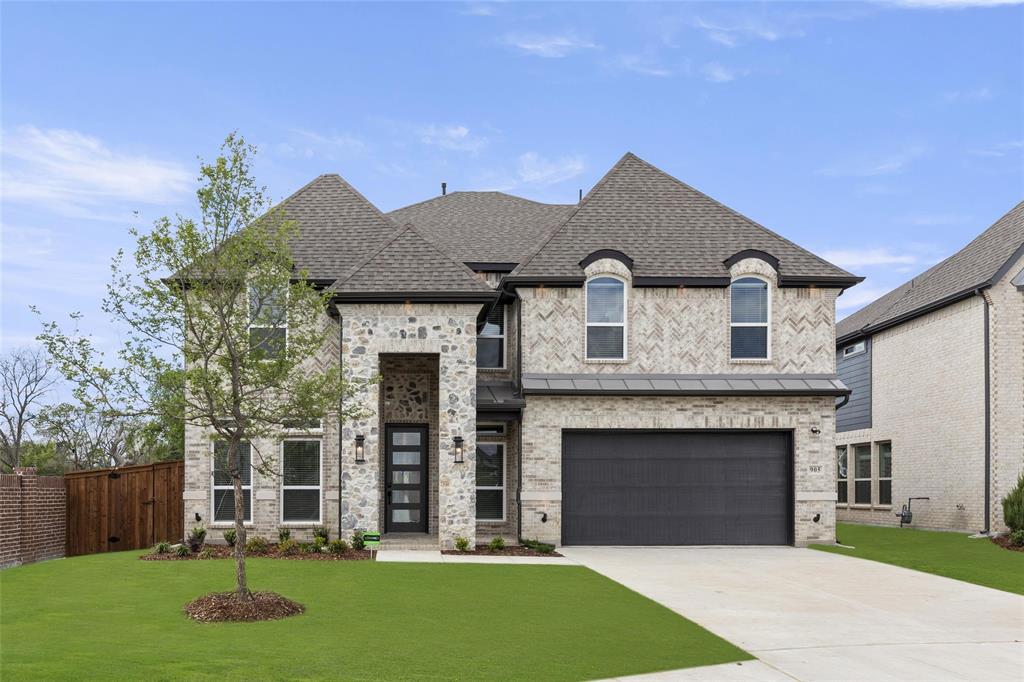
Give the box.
[313,526,330,544]
[351,530,365,550]
[488,536,505,551]
[222,528,237,547]
[1001,474,1024,531]
[187,525,206,552]
[278,527,292,543]
[277,538,299,556]
[153,541,171,555]
[245,536,269,554]
[1010,529,1024,547]
[314,536,327,550]
[520,538,555,554]
[328,539,349,554]
[454,536,470,552]
[299,542,318,554]
[199,547,214,560]
[175,544,191,558]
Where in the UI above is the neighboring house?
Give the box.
[835,202,1024,533]
[183,152,862,549]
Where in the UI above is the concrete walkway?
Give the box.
[376,549,573,565]
[561,546,1024,682]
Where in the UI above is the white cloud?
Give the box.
[837,285,892,313]
[280,129,364,159]
[461,3,497,16]
[613,54,674,77]
[821,248,918,268]
[500,33,599,58]
[419,124,488,153]
[969,140,1024,157]
[516,152,585,186]
[880,0,1022,8]
[818,145,929,177]
[941,87,993,101]
[692,16,790,46]
[1,126,192,214]
[701,62,748,83]
[902,213,970,226]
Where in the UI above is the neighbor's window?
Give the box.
[281,440,321,523]
[586,276,626,360]
[476,443,505,521]
[843,340,866,357]
[853,444,872,504]
[212,441,252,523]
[249,284,287,359]
[730,276,770,360]
[878,442,892,506]
[836,446,848,505]
[477,305,506,369]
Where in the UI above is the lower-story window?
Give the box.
[853,444,872,504]
[836,446,848,504]
[878,442,892,506]
[212,441,252,523]
[476,443,504,521]
[282,440,321,523]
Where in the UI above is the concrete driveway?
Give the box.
[560,546,1024,681]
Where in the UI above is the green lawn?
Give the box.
[812,522,1024,596]
[1,552,749,681]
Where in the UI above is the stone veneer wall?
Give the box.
[836,296,987,531]
[520,394,837,547]
[338,302,479,549]
[520,257,839,375]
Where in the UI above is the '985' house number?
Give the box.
[808,465,822,473]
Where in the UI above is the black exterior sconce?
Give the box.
[355,435,366,464]
[453,436,465,464]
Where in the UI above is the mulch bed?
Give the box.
[184,591,305,622]
[991,536,1024,552]
[442,545,562,557]
[141,544,373,561]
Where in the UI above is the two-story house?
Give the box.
[835,202,1024,533]
[183,152,861,549]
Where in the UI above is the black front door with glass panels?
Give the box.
[385,425,428,533]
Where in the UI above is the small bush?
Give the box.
[175,544,191,557]
[153,541,171,555]
[187,525,206,552]
[199,547,214,560]
[222,528,237,547]
[299,542,318,554]
[351,530,365,550]
[314,536,327,550]
[328,539,349,554]
[454,536,470,552]
[313,526,330,543]
[1002,474,1024,531]
[520,538,555,554]
[488,536,505,551]
[278,527,292,543]
[245,536,269,554]
[1010,529,1024,547]
[277,538,299,555]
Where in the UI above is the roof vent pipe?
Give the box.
[578,188,583,203]
[441,182,447,196]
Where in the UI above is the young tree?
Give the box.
[38,134,365,601]
[0,347,56,471]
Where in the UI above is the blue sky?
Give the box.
[2,0,1022,353]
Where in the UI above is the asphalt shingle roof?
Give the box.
[511,153,858,284]
[387,192,574,265]
[837,200,1024,342]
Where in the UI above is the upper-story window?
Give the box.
[730,276,770,360]
[477,305,505,369]
[843,340,866,357]
[249,284,287,359]
[586,276,626,360]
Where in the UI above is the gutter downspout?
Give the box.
[978,288,991,535]
[516,298,524,543]
[338,310,345,538]
[835,394,850,410]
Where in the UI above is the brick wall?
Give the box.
[1,467,66,569]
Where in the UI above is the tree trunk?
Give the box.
[228,436,250,600]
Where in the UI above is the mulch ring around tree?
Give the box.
[442,545,563,557]
[184,591,305,622]
[141,544,373,561]
[990,536,1024,552]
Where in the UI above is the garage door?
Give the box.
[562,431,792,545]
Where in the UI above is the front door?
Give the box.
[385,425,428,533]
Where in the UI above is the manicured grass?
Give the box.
[1,552,749,680]
[812,522,1024,596]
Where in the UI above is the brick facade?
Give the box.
[1,468,66,569]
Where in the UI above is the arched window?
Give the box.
[586,276,626,360]
[730,276,770,360]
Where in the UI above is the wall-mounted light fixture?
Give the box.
[355,435,366,464]
[810,426,821,435]
[453,436,464,464]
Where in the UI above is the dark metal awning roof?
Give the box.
[521,373,850,397]
[477,380,526,411]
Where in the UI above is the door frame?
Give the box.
[384,424,430,533]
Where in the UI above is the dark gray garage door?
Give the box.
[562,431,792,545]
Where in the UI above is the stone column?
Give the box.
[340,322,381,535]
[437,352,477,549]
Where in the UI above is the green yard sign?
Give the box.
[362,532,381,549]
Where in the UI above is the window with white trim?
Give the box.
[281,440,321,523]
[249,284,287,359]
[853,443,872,504]
[730,276,770,360]
[877,442,892,506]
[476,443,505,521]
[477,305,506,369]
[843,340,866,357]
[586,276,626,360]
[212,441,252,523]
[836,445,848,505]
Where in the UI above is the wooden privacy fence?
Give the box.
[65,460,184,557]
